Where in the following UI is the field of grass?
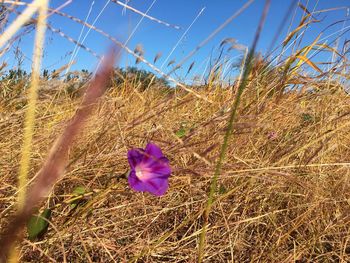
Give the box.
[0,0,350,262]
[1,70,350,261]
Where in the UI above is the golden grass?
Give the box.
[0,48,117,261]
[1,72,350,261]
[4,0,49,261]
[17,0,48,210]
[1,1,350,262]
[0,0,43,50]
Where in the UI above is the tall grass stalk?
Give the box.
[7,1,49,262]
[167,0,254,76]
[197,1,271,261]
[0,0,43,50]
[18,0,49,209]
[160,6,206,69]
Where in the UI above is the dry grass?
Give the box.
[1,72,350,261]
[1,0,350,262]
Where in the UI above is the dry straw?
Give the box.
[0,47,119,260]
[0,0,350,262]
[1,0,49,262]
[17,0,49,210]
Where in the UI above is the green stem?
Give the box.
[197,1,271,261]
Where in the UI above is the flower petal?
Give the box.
[143,142,164,162]
[141,157,171,178]
[143,177,169,196]
[128,170,147,192]
[128,171,169,196]
[127,148,144,169]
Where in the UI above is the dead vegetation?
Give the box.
[1,65,350,261]
[0,0,350,262]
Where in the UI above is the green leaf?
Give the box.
[175,127,186,138]
[70,186,86,209]
[72,186,86,195]
[27,208,51,241]
[301,113,313,123]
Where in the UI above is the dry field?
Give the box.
[1,72,350,262]
[0,0,349,262]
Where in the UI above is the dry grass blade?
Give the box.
[298,3,313,17]
[0,48,118,261]
[161,7,205,69]
[111,0,181,30]
[46,24,101,59]
[167,0,254,76]
[37,6,209,101]
[1,1,350,262]
[17,0,49,210]
[296,55,323,73]
[153,52,162,63]
[290,34,322,76]
[134,44,144,64]
[282,14,319,46]
[0,0,42,49]
[167,59,175,67]
[220,37,236,48]
[10,7,102,61]
[314,43,345,60]
[187,61,195,75]
[9,1,49,261]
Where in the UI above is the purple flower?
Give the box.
[127,142,171,196]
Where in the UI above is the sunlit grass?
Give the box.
[3,0,49,262]
[0,0,350,262]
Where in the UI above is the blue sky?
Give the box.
[5,0,350,82]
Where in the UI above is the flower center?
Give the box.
[135,166,145,180]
